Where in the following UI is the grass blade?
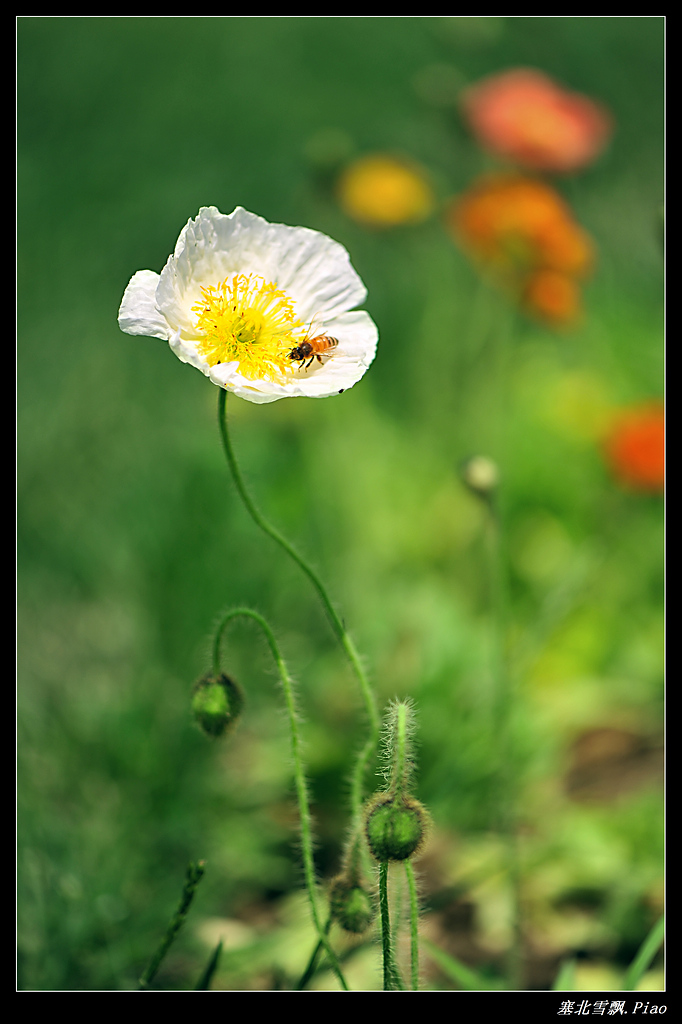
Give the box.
[622,915,664,991]
[194,940,223,991]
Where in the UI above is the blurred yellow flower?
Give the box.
[338,155,435,227]
[539,370,614,443]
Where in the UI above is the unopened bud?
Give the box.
[192,673,244,738]
[329,876,375,934]
[365,794,428,862]
[459,455,499,500]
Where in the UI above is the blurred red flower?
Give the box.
[603,403,665,492]
[461,68,613,173]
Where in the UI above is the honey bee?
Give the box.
[288,333,338,369]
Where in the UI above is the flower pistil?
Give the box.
[193,273,306,383]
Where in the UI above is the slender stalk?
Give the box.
[405,861,419,991]
[295,916,332,990]
[484,495,523,989]
[217,390,380,826]
[378,862,404,991]
[213,607,348,991]
[138,861,205,990]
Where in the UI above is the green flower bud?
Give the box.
[459,455,499,500]
[329,876,375,934]
[365,794,428,862]
[192,673,244,738]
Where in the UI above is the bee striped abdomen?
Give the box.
[288,334,339,368]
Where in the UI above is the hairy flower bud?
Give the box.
[329,876,375,934]
[191,673,244,738]
[365,794,428,862]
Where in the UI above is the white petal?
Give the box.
[118,270,170,340]
[156,207,367,334]
[168,330,212,374]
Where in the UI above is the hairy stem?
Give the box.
[405,861,419,990]
[218,390,380,830]
[213,607,348,991]
[379,862,404,991]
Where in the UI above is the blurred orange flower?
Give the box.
[338,154,435,227]
[449,174,593,277]
[603,403,665,492]
[461,68,613,173]
[523,269,582,327]
[447,174,594,326]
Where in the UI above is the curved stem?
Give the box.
[214,607,348,991]
[217,390,380,823]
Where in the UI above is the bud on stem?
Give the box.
[192,673,244,738]
[363,699,430,862]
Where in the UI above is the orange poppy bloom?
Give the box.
[461,68,613,173]
[603,403,665,492]
[448,174,593,279]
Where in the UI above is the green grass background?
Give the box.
[18,17,664,991]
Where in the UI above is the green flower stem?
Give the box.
[484,497,523,990]
[295,916,332,991]
[405,861,419,991]
[379,862,404,991]
[213,607,348,991]
[138,861,206,990]
[218,390,380,825]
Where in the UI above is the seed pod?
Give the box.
[191,673,244,738]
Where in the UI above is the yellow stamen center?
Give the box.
[192,274,307,382]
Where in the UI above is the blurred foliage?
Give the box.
[18,17,663,991]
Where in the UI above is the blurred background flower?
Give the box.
[603,402,665,492]
[460,67,613,174]
[448,174,593,277]
[447,174,593,325]
[337,154,435,227]
[521,269,582,327]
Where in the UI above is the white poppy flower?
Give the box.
[118,206,378,404]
